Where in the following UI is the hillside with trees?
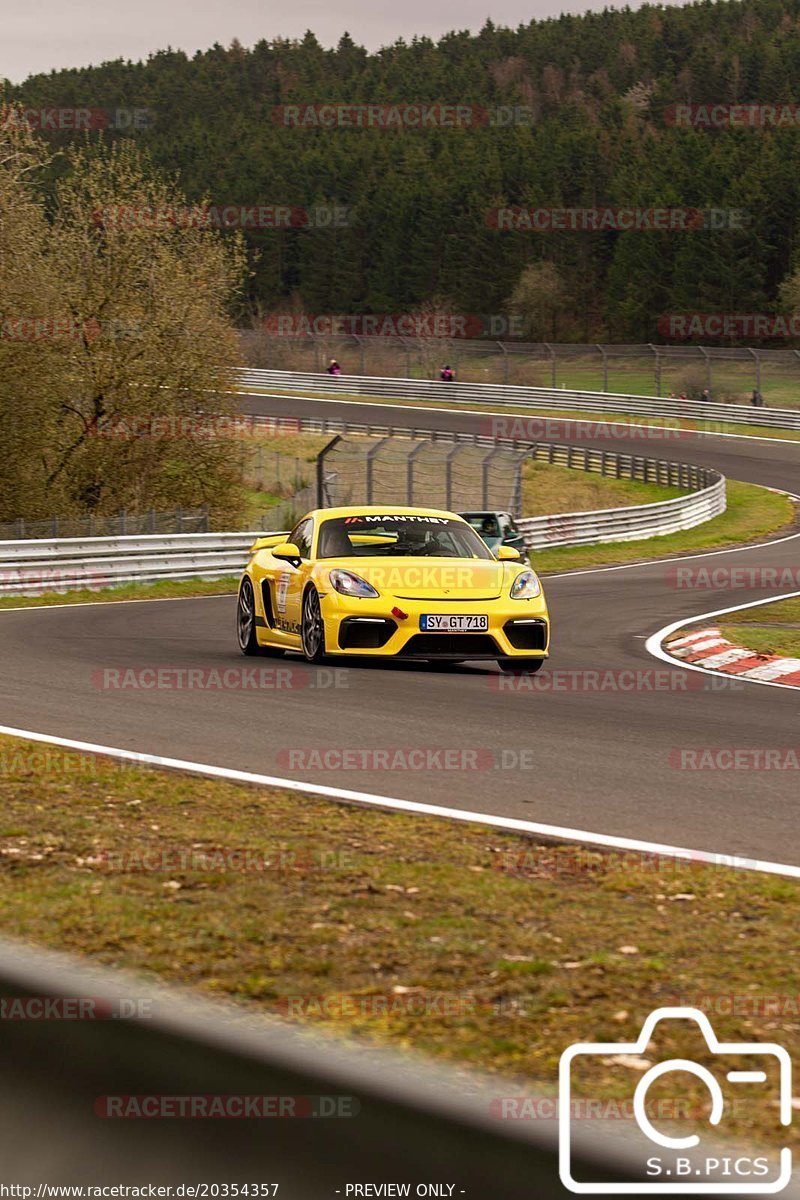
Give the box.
[8,0,800,340]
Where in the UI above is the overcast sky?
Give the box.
[2,0,675,83]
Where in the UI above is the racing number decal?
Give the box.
[276,572,291,614]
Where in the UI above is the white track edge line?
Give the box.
[646,590,800,691]
[0,722,796,880]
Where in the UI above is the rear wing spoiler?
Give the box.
[249,533,290,553]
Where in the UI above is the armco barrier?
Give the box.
[0,435,725,593]
[237,367,800,430]
[0,935,789,1197]
[0,532,265,595]
[520,445,725,549]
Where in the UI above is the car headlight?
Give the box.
[510,569,541,599]
[329,568,379,598]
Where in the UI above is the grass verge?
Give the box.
[522,460,684,516]
[720,597,800,659]
[529,480,794,574]
[0,733,796,1151]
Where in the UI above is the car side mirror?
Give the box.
[271,542,302,564]
[497,545,522,561]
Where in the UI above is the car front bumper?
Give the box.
[318,592,550,659]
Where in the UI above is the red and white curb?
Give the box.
[665,627,800,686]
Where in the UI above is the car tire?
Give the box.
[237,578,285,658]
[301,586,327,663]
[497,658,545,675]
[237,578,261,656]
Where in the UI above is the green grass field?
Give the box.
[720,597,800,659]
[0,733,796,1154]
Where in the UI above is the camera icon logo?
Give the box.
[559,1007,792,1194]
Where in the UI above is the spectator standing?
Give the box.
[440,364,455,381]
[327,359,342,376]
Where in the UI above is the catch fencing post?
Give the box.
[445,444,461,510]
[406,441,428,506]
[366,438,392,504]
[597,345,608,392]
[316,436,342,508]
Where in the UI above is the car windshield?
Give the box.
[462,513,501,537]
[317,515,494,559]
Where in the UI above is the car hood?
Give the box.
[318,557,509,600]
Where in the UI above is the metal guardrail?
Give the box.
[0,934,769,1196]
[0,532,264,595]
[0,428,725,593]
[519,444,725,549]
[237,367,800,430]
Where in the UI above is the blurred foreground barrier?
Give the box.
[0,936,784,1197]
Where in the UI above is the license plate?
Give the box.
[420,614,489,632]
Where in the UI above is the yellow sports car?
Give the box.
[236,505,549,673]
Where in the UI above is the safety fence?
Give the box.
[316,436,527,514]
[0,506,211,542]
[0,419,725,593]
[241,330,800,402]
[237,367,800,430]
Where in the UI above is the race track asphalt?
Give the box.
[0,391,797,865]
